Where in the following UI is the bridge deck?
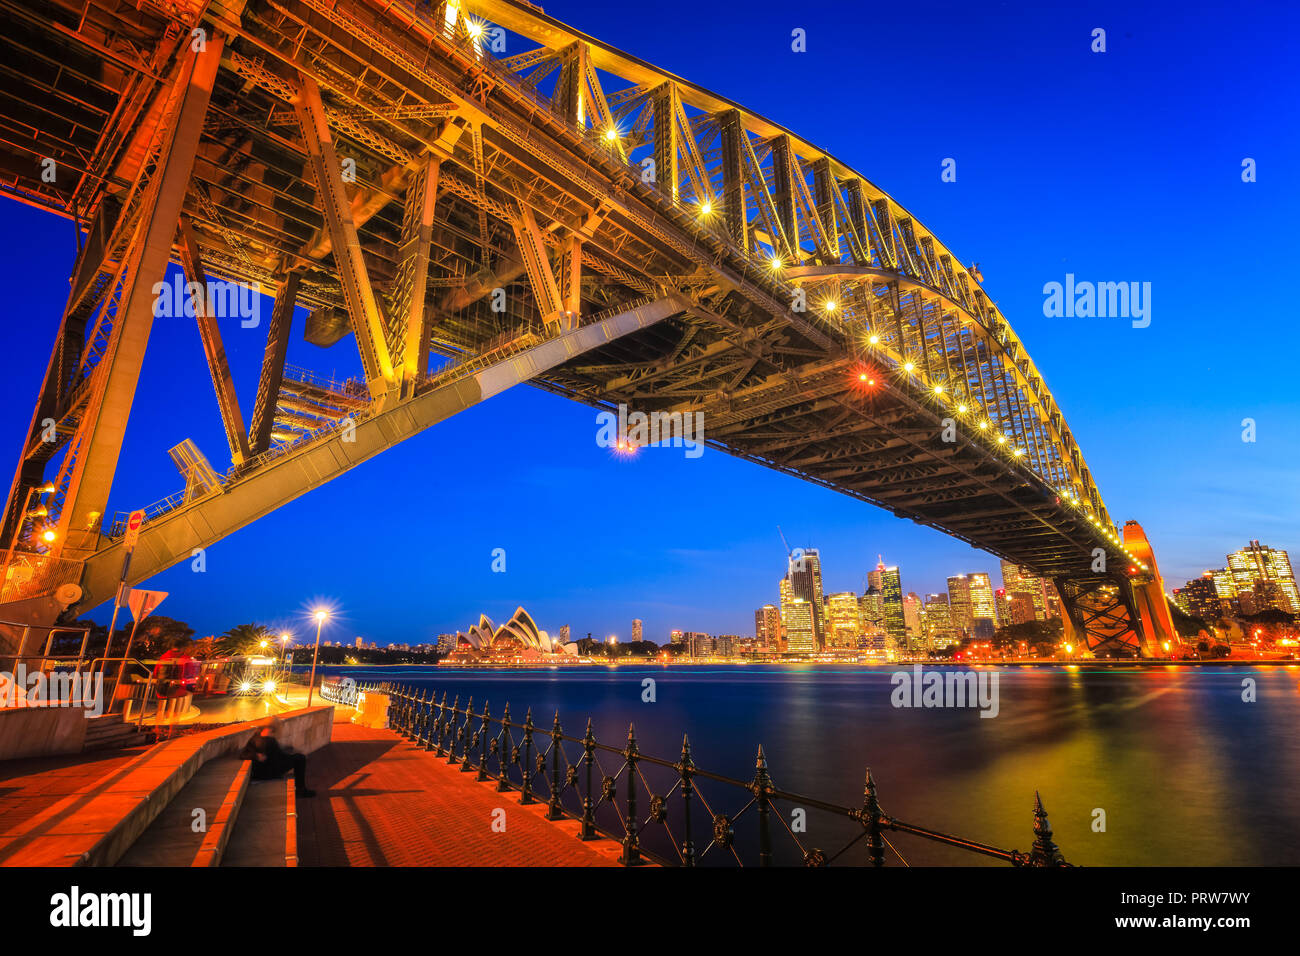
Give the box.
[296,711,621,867]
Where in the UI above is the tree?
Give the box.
[134,616,195,656]
[219,622,272,656]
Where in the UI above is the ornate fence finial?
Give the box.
[1028,791,1066,866]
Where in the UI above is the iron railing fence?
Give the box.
[346,680,1070,868]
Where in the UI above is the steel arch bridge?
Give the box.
[0,0,1175,656]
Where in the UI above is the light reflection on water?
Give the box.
[323,664,1300,865]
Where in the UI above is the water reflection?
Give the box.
[326,664,1300,865]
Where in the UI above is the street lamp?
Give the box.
[279,632,292,665]
[307,609,330,706]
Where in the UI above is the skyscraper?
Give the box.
[631,619,643,643]
[903,592,922,649]
[826,591,862,648]
[968,573,997,628]
[1175,575,1221,621]
[787,548,827,649]
[859,585,884,641]
[755,604,781,652]
[877,560,907,653]
[1227,541,1298,614]
[784,599,815,655]
[1000,560,1049,621]
[947,574,974,634]
[922,593,953,649]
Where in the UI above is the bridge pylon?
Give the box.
[1055,520,1178,658]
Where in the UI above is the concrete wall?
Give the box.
[0,706,88,761]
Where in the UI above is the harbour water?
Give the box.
[320,664,1300,865]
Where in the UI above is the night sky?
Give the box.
[1,0,1295,646]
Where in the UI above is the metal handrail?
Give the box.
[373,681,1070,868]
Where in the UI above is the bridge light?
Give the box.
[1013,448,1025,457]
[933,384,944,394]
[978,421,990,430]
[466,20,484,38]
[769,256,783,270]
[604,127,619,142]
[957,403,968,413]
[868,334,880,345]
[824,300,837,312]
[699,200,712,216]
[902,361,915,373]
[41,529,56,543]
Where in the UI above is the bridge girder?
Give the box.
[0,0,1166,653]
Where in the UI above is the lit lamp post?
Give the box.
[307,609,329,706]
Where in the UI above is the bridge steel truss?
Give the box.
[0,0,1171,656]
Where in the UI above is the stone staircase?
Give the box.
[82,712,147,753]
[0,706,331,867]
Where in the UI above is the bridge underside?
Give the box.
[0,0,1170,657]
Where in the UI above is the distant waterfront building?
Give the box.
[995,589,1011,627]
[784,599,816,655]
[1227,541,1298,614]
[559,624,571,644]
[876,561,907,653]
[688,632,713,657]
[1175,575,1221,622]
[436,633,457,654]
[670,629,686,646]
[755,604,782,653]
[1009,592,1036,626]
[947,575,974,635]
[631,619,643,643]
[355,637,364,648]
[859,585,884,641]
[778,577,794,631]
[715,635,738,656]
[1000,560,1051,621]
[970,618,996,642]
[968,573,997,626]
[1207,568,1240,617]
[826,592,862,648]
[787,548,827,650]
[903,592,922,648]
[922,594,953,649]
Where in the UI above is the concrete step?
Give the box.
[82,714,145,753]
[116,758,250,867]
[221,776,298,867]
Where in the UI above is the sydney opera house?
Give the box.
[442,607,582,665]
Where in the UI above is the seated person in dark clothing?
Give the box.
[240,719,316,797]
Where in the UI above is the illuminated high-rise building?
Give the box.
[826,591,862,648]
[1207,568,1239,617]
[875,559,907,652]
[1175,575,1221,621]
[968,572,997,625]
[755,604,781,652]
[859,585,884,641]
[631,619,643,643]
[947,575,974,634]
[784,598,815,655]
[922,594,953,649]
[787,548,827,649]
[903,592,922,648]
[1000,560,1050,621]
[1227,541,1298,614]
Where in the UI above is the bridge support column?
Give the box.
[52,33,226,559]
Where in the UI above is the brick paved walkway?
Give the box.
[0,745,152,840]
[296,714,621,867]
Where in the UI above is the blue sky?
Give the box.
[1,0,1296,645]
